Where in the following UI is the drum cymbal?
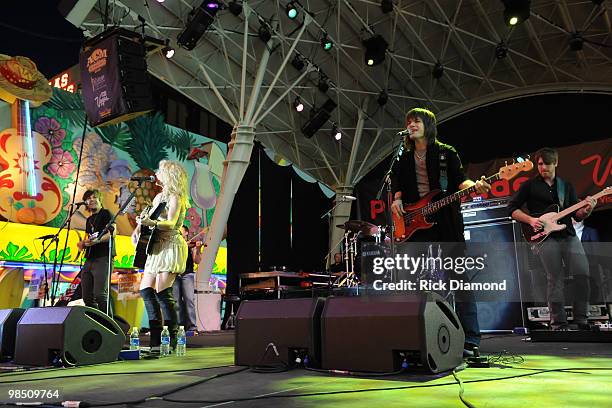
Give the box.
[339,220,378,236]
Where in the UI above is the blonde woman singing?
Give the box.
[132,160,189,351]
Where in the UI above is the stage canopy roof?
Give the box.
[72,0,612,188]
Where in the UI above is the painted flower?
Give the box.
[48,148,75,178]
[186,207,201,228]
[35,117,66,147]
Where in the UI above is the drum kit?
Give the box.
[332,220,389,288]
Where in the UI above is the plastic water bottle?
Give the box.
[160,326,170,357]
[129,327,140,351]
[176,326,186,357]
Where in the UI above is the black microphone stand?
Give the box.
[96,182,143,316]
[45,203,86,306]
[320,196,350,295]
[375,134,405,284]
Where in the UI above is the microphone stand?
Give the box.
[97,182,143,317]
[320,196,351,295]
[38,236,58,307]
[46,203,85,306]
[375,135,405,284]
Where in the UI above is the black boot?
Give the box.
[140,287,163,353]
[156,287,179,349]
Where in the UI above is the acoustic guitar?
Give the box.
[133,202,166,269]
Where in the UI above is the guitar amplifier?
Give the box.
[461,197,511,225]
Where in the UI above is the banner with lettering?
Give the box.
[356,139,611,225]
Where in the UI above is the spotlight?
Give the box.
[363,34,388,67]
[432,61,444,79]
[228,0,242,16]
[495,42,508,59]
[318,76,329,93]
[377,90,388,106]
[380,0,394,13]
[286,1,299,19]
[332,124,341,141]
[320,33,333,51]
[164,46,175,59]
[177,1,221,50]
[258,24,272,43]
[156,0,165,3]
[294,97,304,112]
[569,33,584,51]
[503,0,531,26]
[291,54,305,71]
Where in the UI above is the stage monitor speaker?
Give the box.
[235,298,325,368]
[321,293,464,373]
[0,308,25,360]
[80,27,153,127]
[14,306,125,366]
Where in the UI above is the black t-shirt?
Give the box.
[330,261,346,273]
[390,141,468,243]
[85,209,116,259]
[184,249,194,274]
[507,175,579,237]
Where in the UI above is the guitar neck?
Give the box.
[550,190,607,222]
[424,173,501,215]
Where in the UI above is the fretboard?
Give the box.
[422,173,501,215]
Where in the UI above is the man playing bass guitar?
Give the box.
[508,147,596,330]
[390,108,491,356]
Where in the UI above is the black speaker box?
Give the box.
[321,293,464,373]
[14,306,125,366]
[0,308,25,360]
[235,298,325,368]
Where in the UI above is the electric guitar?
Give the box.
[520,186,611,250]
[392,159,533,242]
[133,202,166,269]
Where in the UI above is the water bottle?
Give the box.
[129,327,140,351]
[160,326,170,357]
[176,326,186,357]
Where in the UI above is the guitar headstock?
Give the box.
[498,158,534,180]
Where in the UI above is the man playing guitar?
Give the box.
[76,189,116,314]
[508,148,596,330]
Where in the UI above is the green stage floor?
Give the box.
[1,336,611,407]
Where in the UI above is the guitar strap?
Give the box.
[439,151,448,192]
[556,177,565,209]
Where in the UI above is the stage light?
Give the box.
[377,90,388,106]
[503,0,530,26]
[332,124,341,141]
[177,1,221,50]
[294,97,304,112]
[164,46,175,59]
[363,34,388,67]
[380,0,394,13]
[291,54,305,71]
[156,0,165,3]
[286,1,299,19]
[569,33,584,51]
[258,24,272,43]
[317,76,329,93]
[495,42,508,59]
[320,33,333,51]
[228,0,242,16]
[432,62,444,79]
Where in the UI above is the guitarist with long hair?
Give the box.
[390,108,491,357]
[508,147,597,330]
[132,160,189,352]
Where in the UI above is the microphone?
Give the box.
[397,129,411,136]
[341,195,357,201]
[130,175,155,182]
[75,201,87,207]
[36,234,58,241]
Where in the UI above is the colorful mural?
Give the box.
[0,88,227,275]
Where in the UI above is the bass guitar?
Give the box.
[133,202,166,269]
[520,186,611,250]
[392,159,533,242]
